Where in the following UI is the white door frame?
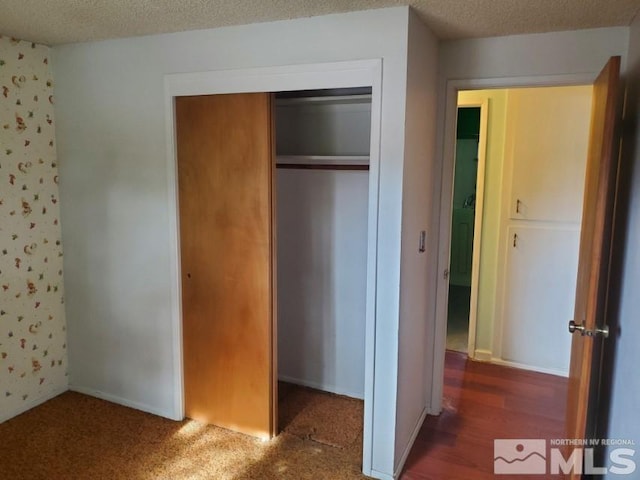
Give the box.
[163,59,382,476]
[451,99,489,356]
[431,72,600,414]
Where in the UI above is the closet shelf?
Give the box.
[276,155,370,171]
[275,94,372,106]
[277,155,368,164]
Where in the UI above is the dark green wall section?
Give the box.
[457,107,481,139]
[450,106,481,287]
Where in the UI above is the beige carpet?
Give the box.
[279,382,363,452]
[0,385,368,480]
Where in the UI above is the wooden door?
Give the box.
[566,57,621,463]
[176,93,275,439]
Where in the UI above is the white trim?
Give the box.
[165,60,378,97]
[0,386,68,424]
[472,349,493,362]
[454,99,489,357]
[164,59,383,476]
[392,407,428,480]
[487,358,569,378]
[69,385,175,419]
[362,60,383,478]
[275,94,372,106]
[431,72,599,415]
[165,74,184,423]
[370,470,395,480]
[278,375,364,400]
[470,350,568,376]
[491,94,513,363]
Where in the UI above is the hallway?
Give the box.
[401,351,568,479]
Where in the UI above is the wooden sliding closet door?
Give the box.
[176,93,275,439]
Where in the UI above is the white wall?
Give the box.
[52,7,424,478]
[431,26,630,412]
[276,99,371,156]
[605,13,640,466]
[394,9,439,475]
[276,98,370,400]
[277,169,368,399]
[440,27,629,80]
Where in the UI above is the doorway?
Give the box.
[446,105,484,354]
[445,85,593,375]
[430,60,621,464]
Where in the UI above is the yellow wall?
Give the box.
[457,89,508,353]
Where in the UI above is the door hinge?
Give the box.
[443,269,450,280]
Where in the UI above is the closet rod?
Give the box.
[276,164,369,171]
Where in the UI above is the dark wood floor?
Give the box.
[401,351,568,479]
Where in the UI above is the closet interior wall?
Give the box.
[275,89,371,399]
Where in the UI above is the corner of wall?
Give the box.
[394,9,439,474]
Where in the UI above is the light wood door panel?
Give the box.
[176,93,275,439]
[566,57,620,472]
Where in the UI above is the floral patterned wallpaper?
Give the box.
[0,35,67,420]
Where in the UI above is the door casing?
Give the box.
[164,60,382,476]
[449,99,489,357]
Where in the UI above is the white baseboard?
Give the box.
[471,350,567,377]
[69,385,177,419]
[488,358,568,377]
[426,403,440,415]
[472,349,493,361]
[427,407,442,417]
[370,470,394,480]
[393,407,428,479]
[0,385,68,424]
[278,375,364,400]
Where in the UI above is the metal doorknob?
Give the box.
[568,320,609,338]
[568,320,585,334]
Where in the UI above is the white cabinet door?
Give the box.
[500,226,580,373]
[507,87,592,224]
[495,86,592,375]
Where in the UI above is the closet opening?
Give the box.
[274,87,371,460]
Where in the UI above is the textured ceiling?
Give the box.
[0,0,639,46]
